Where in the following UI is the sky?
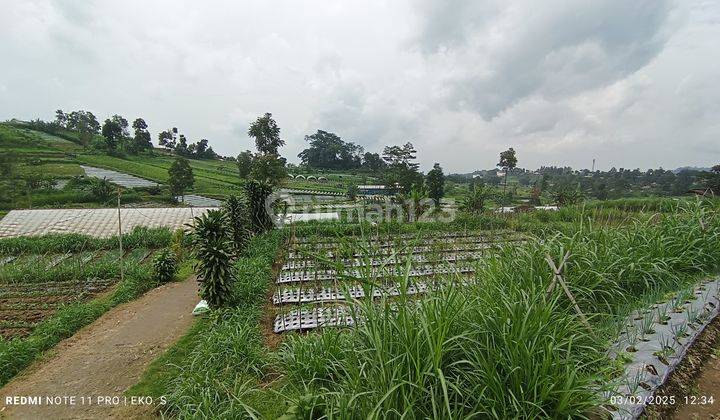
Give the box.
[0,0,718,173]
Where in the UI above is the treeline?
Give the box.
[20,109,219,160]
[452,164,720,200]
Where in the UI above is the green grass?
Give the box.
[141,200,720,418]
[76,154,244,197]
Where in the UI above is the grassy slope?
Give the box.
[0,122,244,198]
[0,124,84,179]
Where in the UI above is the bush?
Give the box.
[224,195,251,253]
[153,248,178,283]
[190,210,235,309]
[244,180,274,234]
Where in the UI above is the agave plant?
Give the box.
[191,209,235,309]
[152,248,177,283]
[224,195,251,254]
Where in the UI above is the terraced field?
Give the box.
[0,248,157,340]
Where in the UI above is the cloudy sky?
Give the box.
[0,0,718,172]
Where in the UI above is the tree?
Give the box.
[700,165,720,195]
[55,110,67,127]
[244,180,274,234]
[297,130,363,170]
[130,118,153,153]
[110,115,129,137]
[248,113,284,155]
[425,163,445,207]
[168,157,194,200]
[362,152,386,171]
[190,210,235,309]
[175,134,190,156]
[250,154,287,187]
[382,142,422,193]
[498,147,517,194]
[65,110,100,144]
[237,150,253,178]
[101,119,123,151]
[158,127,178,150]
[191,138,216,159]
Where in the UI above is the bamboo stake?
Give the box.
[117,187,125,284]
[545,252,592,332]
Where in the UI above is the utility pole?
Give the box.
[592,158,596,172]
[117,186,124,284]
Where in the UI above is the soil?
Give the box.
[643,314,720,419]
[0,277,198,419]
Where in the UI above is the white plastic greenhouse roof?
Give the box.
[0,207,217,238]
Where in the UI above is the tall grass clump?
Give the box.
[274,201,720,418]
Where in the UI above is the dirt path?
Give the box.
[0,277,198,419]
[673,349,720,419]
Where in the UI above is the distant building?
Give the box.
[357,185,390,195]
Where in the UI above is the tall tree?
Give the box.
[110,115,129,137]
[158,127,178,150]
[250,154,287,187]
[55,110,67,128]
[175,134,190,156]
[101,119,123,151]
[131,118,152,153]
[425,163,445,207]
[382,142,422,193]
[237,150,253,178]
[362,152,386,171]
[168,157,194,201]
[297,130,363,169]
[248,112,284,155]
[498,147,517,194]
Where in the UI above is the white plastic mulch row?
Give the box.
[273,280,452,304]
[605,278,720,419]
[281,251,485,270]
[285,241,509,261]
[81,165,159,188]
[0,207,216,238]
[276,265,476,285]
[82,166,222,207]
[274,306,356,333]
[177,195,223,207]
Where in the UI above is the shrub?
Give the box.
[244,180,274,234]
[153,248,178,283]
[224,195,251,253]
[190,210,234,309]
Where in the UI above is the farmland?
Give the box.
[116,199,720,418]
[0,227,184,385]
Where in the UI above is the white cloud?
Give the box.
[0,0,718,172]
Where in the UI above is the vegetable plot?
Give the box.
[272,230,523,332]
